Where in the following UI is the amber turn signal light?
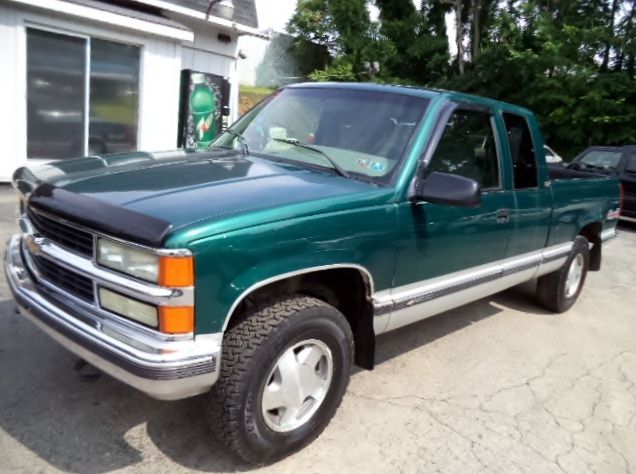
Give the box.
[159,306,194,334]
[159,256,194,287]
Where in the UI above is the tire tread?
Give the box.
[537,236,589,313]
[208,295,350,463]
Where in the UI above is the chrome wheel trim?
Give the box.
[565,253,584,299]
[261,339,334,433]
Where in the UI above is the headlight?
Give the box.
[96,238,194,287]
[97,238,159,283]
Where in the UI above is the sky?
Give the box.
[253,0,457,55]
[254,0,388,32]
[254,0,298,32]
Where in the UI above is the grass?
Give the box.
[239,85,276,115]
[239,84,276,96]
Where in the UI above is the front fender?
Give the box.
[188,205,397,334]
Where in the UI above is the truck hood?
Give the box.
[16,149,378,244]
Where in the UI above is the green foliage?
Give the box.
[287,0,636,156]
[308,60,358,81]
[377,0,451,84]
[288,0,375,63]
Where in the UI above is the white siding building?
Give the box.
[0,0,263,180]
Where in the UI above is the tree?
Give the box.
[615,0,635,77]
[455,0,465,74]
[376,0,450,83]
[287,0,636,157]
[288,0,381,79]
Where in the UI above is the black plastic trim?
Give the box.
[29,183,172,248]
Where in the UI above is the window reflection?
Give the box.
[26,28,140,159]
[27,28,86,159]
[89,38,140,155]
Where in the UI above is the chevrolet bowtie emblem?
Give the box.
[24,235,43,255]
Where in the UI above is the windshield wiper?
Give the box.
[223,128,249,156]
[272,138,351,178]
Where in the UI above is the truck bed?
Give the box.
[548,166,606,180]
[547,170,620,246]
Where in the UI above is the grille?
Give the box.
[30,253,95,303]
[28,208,93,257]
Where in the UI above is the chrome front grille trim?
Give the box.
[19,215,193,308]
[6,234,221,400]
[30,252,95,302]
[28,207,93,257]
[18,212,195,342]
[21,246,192,344]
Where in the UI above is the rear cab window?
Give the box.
[502,113,539,189]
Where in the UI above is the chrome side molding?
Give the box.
[373,242,573,334]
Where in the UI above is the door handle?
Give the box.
[496,208,510,224]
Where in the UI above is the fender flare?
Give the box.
[221,263,376,332]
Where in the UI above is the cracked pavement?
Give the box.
[0,186,634,473]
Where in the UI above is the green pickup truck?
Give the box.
[5,83,620,463]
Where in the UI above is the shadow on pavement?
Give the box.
[374,297,503,366]
[0,299,252,472]
[618,221,636,234]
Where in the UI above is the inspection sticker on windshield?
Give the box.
[357,159,385,173]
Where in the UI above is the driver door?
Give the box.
[386,103,514,331]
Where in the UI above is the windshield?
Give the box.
[213,87,430,184]
[575,150,622,171]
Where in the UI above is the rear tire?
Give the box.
[208,295,353,464]
[536,236,589,313]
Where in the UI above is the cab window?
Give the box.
[503,113,538,189]
[427,108,500,189]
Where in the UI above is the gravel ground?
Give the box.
[0,185,635,474]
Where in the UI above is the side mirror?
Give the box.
[410,171,481,207]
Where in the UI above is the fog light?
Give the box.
[98,287,158,328]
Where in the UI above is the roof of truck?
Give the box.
[286,82,534,117]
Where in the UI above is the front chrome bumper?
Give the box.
[4,234,221,400]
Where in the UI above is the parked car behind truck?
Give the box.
[567,146,636,223]
[6,83,620,463]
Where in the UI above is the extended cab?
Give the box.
[5,83,620,463]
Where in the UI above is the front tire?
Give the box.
[208,295,353,464]
[536,236,589,313]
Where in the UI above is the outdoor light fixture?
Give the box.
[206,0,234,20]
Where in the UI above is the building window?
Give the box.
[26,28,140,159]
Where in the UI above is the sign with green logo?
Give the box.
[178,70,230,149]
